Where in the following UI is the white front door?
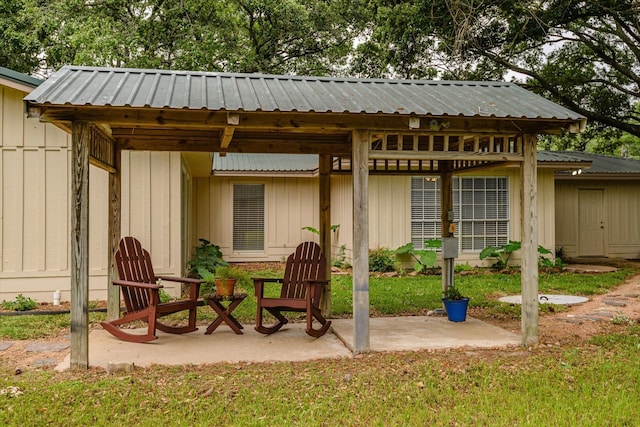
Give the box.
[578,189,605,257]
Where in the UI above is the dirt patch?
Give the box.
[472,274,640,346]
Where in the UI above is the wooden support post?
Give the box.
[71,121,90,370]
[107,145,121,321]
[352,130,370,354]
[440,161,454,295]
[521,134,539,345]
[319,153,332,317]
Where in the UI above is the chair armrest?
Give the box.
[253,278,283,298]
[113,279,161,290]
[155,276,202,300]
[252,277,283,283]
[155,275,203,285]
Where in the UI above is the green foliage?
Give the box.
[215,266,252,291]
[158,289,173,304]
[301,224,340,235]
[395,239,441,273]
[481,241,566,270]
[188,239,228,278]
[368,247,397,273]
[538,245,564,269]
[1,294,37,311]
[454,262,474,273]
[331,244,351,269]
[442,285,465,301]
[480,240,521,269]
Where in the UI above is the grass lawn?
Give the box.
[1,267,639,425]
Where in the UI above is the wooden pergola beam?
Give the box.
[32,107,573,135]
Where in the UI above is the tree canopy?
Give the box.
[2,0,639,149]
[350,0,640,140]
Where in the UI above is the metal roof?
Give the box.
[212,151,639,174]
[0,67,42,88]
[213,153,318,173]
[544,151,640,175]
[25,65,585,123]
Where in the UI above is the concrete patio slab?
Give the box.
[331,316,521,352]
[55,316,521,371]
[56,323,352,371]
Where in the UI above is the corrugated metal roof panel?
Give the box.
[0,67,43,88]
[213,153,318,172]
[543,151,640,174]
[213,152,640,174]
[25,66,585,122]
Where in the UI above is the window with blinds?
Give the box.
[233,184,265,251]
[410,176,509,252]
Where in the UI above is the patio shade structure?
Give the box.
[24,66,586,369]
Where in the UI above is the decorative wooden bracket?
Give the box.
[220,113,240,152]
[89,125,116,173]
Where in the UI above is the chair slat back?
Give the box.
[114,237,157,312]
[280,242,326,299]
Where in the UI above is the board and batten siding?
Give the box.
[556,179,640,259]
[1,82,185,301]
[193,176,321,261]
[331,169,557,266]
[194,170,557,265]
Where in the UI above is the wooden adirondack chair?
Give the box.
[100,236,202,343]
[253,242,331,337]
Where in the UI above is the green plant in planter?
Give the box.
[199,266,252,297]
[442,285,469,322]
[442,285,466,301]
[395,239,441,273]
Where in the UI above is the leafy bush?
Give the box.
[332,244,351,269]
[481,241,564,270]
[480,240,521,268]
[187,238,228,277]
[395,239,441,273]
[369,247,396,272]
[1,294,37,311]
[538,245,564,269]
[158,289,174,303]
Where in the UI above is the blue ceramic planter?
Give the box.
[442,297,469,322]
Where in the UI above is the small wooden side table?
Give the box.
[205,293,248,335]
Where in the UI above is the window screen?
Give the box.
[233,184,264,251]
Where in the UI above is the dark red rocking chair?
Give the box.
[100,236,202,343]
[253,242,331,338]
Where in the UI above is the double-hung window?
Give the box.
[233,183,264,251]
[410,176,509,251]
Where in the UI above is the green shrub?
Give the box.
[187,238,228,277]
[1,294,37,311]
[158,289,173,303]
[395,239,441,273]
[332,244,351,269]
[369,247,397,272]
